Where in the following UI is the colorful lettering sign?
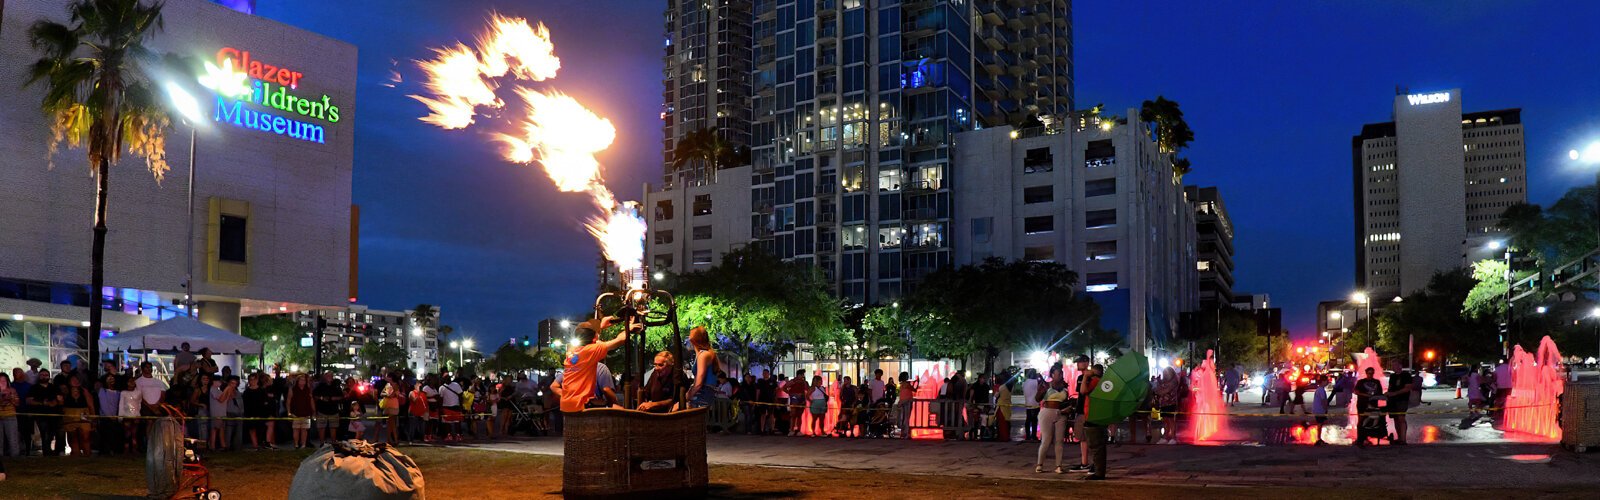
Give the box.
[200,46,344,144]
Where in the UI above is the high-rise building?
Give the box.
[1353,89,1526,300]
[284,306,440,374]
[740,0,1072,303]
[951,110,1196,355]
[1186,186,1234,309]
[648,0,1075,294]
[661,0,752,184]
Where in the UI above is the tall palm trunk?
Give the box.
[88,156,110,381]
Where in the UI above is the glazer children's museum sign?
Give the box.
[201,47,343,144]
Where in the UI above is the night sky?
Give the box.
[257,1,1600,346]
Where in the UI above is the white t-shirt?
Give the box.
[869,379,886,402]
[1022,378,1041,405]
[136,375,168,405]
[440,382,462,407]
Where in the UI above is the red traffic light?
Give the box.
[1424,350,1436,361]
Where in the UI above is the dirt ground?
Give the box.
[0,447,1588,499]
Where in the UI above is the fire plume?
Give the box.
[412,13,644,275]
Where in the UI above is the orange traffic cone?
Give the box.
[1455,381,1463,400]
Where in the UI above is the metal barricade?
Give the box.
[706,397,739,430]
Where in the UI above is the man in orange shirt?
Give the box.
[554,316,633,413]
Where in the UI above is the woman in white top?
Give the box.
[1034,365,1070,473]
[118,376,143,453]
[808,376,828,437]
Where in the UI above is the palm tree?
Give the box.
[27,0,171,379]
[670,128,751,172]
[1139,96,1196,177]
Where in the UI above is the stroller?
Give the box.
[1355,396,1389,447]
[863,397,894,438]
[505,396,550,436]
[176,438,222,500]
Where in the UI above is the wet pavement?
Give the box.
[460,388,1600,489]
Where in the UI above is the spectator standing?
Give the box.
[1310,375,1330,446]
[685,327,721,409]
[869,370,886,404]
[896,372,917,439]
[995,375,1013,442]
[190,373,214,445]
[807,375,827,437]
[207,376,234,451]
[738,374,757,434]
[837,376,857,437]
[1153,368,1183,444]
[1384,360,1413,445]
[173,343,196,375]
[117,375,142,453]
[1034,366,1069,473]
[95,373,122,455]
[783,370,809,436]
[756,370,777,434]
[27,370,62,456]
[380,375,404,444]
[0,374,19,457]
[1079,364,1108,480]
[1222,364,1241,406]
[59,375,95,457]
[439,376,465,441]
[287,375,315,449]
[967,373,990,441]
[244,374,275,450]
[10,369,32,457]
[194,349,218,377]
[1070,355,1092,472]
[312,374,343,445]
[407,382,430,444]
[1022,369,1041,441]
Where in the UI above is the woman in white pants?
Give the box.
[1034,367,1070,473]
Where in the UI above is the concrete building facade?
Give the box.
[1353,89,1526,300]
[951,110,1197,355]
[0,0,356,368]
[1186,186,1234,309]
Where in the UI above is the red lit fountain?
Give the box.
[1504,336,1565,441]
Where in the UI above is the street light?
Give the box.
[164,81,205,318]
[559,319,571,329]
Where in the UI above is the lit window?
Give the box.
[691,250,713,265]
[1086,241,1117,261]
[1085,272,1118,292]
[1197,260,1212,271]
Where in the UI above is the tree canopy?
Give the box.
[241,315,310,371]
[1139,96,1195,176]
[652,246,842,369]
[902,258,1094,375]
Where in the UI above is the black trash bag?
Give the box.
[146,416,186,499]
[288,440,425,500]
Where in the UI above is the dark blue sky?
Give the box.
[258,1,1600,345]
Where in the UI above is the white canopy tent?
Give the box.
[102,316,263,356]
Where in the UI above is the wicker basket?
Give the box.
[563,407,708,498]
[1562,379,1600,452]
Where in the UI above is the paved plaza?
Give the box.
[464,388,1600,490]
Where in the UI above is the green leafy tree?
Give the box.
[1381,269,1502,364]
[1498,186,1599,277]
[1189,306,1284,371]
[359,341,408,376]
[652,247,842,369]
[480,342,538,377]
[241,315,311,371]
[1463,259,1511,320]
[28,0,173,378]
[904,258,1091,375]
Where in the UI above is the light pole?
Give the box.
[1351,291,1371,344]
[163,82,204,318]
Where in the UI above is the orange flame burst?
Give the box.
[411,13,560,129]
[413,13,644,274]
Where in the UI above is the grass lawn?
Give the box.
[0,446,1583,499]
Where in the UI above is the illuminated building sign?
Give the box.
[201,47,343,144]
[1406,92,1450,106]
